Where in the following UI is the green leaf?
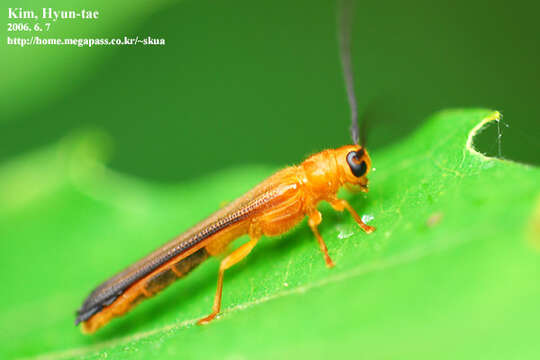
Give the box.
[1,109,539,359]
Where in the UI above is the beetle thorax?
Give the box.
[299,150,341,203]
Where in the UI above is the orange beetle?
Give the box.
[76,0,374,333]
[76,145,375,333]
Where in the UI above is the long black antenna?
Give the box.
[338,0,360,145]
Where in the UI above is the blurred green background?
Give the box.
[2,0,539,182]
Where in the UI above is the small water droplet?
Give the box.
[361,214,374,223]
[338,229,354,239]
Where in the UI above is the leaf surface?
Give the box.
[1,109,539,359]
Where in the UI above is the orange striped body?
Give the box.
[77,145,374,333]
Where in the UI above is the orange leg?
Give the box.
[329,198,375,233]
[308,210,335,268]
[197,236,259,325]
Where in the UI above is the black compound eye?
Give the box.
[346,151,367,177]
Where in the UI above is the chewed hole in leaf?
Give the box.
[471,114,505,159]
